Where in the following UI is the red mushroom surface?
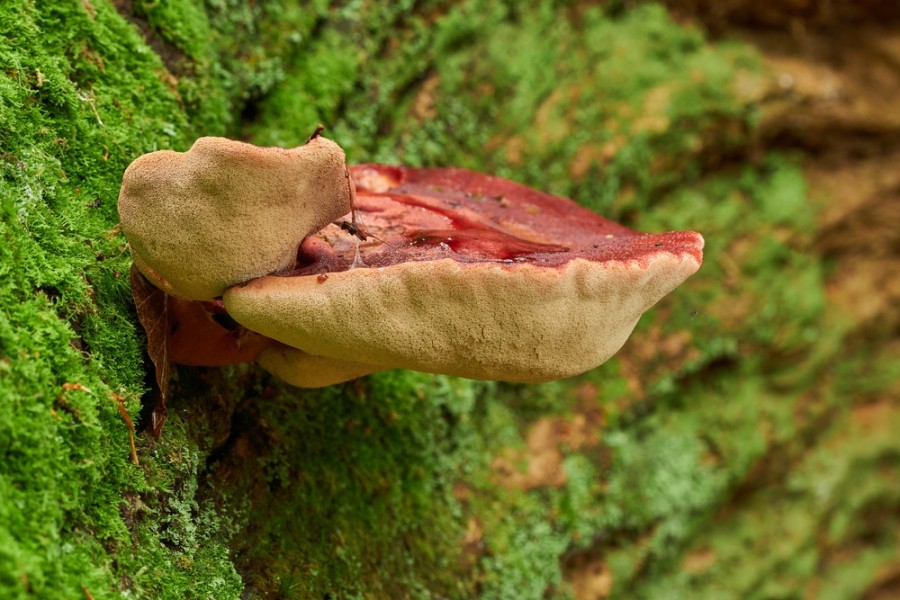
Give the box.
[285,165,703,275]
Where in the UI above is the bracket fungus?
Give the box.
[120,136,703,388]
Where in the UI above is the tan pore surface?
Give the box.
[223,249,703,384]
[257,345,384,388]
[118,136,354,301]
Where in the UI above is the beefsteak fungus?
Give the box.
[120,139,703,387]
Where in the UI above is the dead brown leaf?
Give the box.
[130,264,169,438]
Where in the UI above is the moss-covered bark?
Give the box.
[0,0,329,596]
[2,1,898,598]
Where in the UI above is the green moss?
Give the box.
[0,0,336,597]
[4,0,898,597]
[166,370,489,598]
[251,2,760,215]
[132,0,210,60]
[239,2,898,596]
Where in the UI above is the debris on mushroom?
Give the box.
[223,165,704,385]
[118,135,355,301]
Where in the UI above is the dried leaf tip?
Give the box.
[307,124,325,143]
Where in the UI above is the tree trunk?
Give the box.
[1,1,898,598]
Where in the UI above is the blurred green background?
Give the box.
[1,1,898,598]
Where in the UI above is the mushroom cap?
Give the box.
[118,136,354,301]
[221,165,704,384]
[224,253,702,383]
